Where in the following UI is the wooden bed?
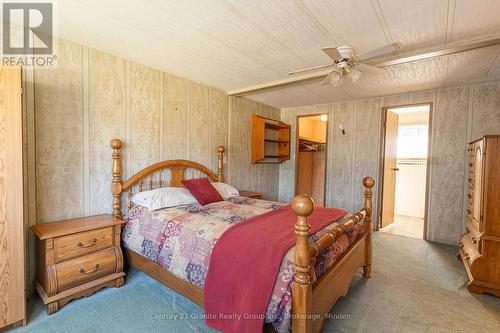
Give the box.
[110,138,374,333]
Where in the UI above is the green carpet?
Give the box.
[10,233,500,332]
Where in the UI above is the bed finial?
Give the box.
[291,194,314,333]
[110,139,122,150]
[111,139,123,219]
[292,194,314,217]
[217,146,224,182]
[362,176,375,278]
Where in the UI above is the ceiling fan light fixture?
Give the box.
[336,45,354,59]
[350,68,362,82]
[330,70,342,87]
[331,77,342,87]
[320,70,342,87]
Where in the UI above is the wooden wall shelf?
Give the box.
[252,115,290,164]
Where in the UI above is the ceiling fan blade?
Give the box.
[356,62,385,75]
[321,47,342,60]
[288,64,333,76]
[356,42,403,61]
[320,70,342,87]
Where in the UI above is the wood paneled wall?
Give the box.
[279,82,500,245]
[25,38,279,289]
[228,96,281,200]
[31,38,279,221]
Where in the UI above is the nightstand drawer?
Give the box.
[54,227,113,262]
[55,248,117,292]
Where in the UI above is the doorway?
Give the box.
[295,114,328,206]
[379,104,432,239]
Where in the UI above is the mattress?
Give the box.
[122,196,365,332]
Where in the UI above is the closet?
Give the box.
[295,115,328,206]
[0,65,26,329]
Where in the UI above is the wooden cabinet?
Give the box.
[32,215,125,314]
[0,65,26,329]
[251,115,290,163]
[458,135,500,297]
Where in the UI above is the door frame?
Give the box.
[294,113,329,206]
[377,102,433,240]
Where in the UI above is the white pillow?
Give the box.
[132,187,198,210]
[211,182,239,199]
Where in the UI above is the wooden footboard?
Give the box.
[291,177,374,333]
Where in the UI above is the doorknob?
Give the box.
[391,168,399,171]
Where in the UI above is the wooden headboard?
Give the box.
[110,139,224,218]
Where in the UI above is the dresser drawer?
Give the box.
[466,190,473,206]
[54,227,114,262]
[468,172,474,185]
[466,218,481,251]
[55,248,117,292]
[459,233,480,264]
[466,201,473,219]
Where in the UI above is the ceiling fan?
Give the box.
[288,43,403,87]
[228,34,500,96]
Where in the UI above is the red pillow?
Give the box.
[182,178,223,206]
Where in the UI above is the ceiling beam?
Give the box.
[226,70,332,96]
[227,34,500,97]
[369,34,500,67]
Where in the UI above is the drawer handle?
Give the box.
[472,237,477,244]
[79,264,100,274]
[469,163,473,167]
[466,227,470,233]
[467,209,471,215]
[77,238,97,248]
[468,178,472,183]
[467,194,472,199]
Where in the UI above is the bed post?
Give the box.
[362,177,375,278]
[291,194,314,333]
[217,146,224,182]
[110,139,123,219]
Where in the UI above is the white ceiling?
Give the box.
[54,0,500,108]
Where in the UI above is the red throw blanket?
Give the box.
[204,205,348,333]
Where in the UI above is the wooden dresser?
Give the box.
[458,135,500,297]
[32,215,125,314]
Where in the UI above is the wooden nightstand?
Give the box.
[32,215,125,314]
[239,191,262,199]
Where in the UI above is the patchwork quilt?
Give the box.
[122,196,365,332]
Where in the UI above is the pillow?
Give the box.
[182,178,223,206]
[132,187,198,210]
[211,182,239,199]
